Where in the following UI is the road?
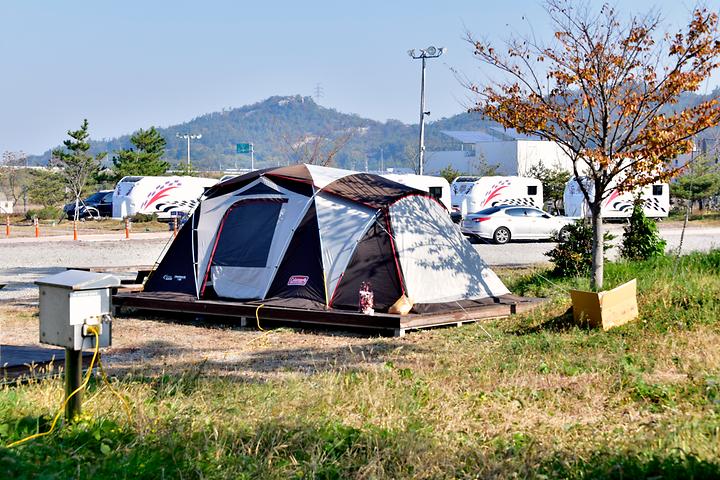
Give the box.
[0,225,717,301]
[474,225,720,266]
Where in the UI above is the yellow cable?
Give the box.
[97,354,133,423]
[7,328,100,448]
[255,304,266,331]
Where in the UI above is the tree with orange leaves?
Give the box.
[468,1,720,290]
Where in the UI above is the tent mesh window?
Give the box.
[212,199,285,268]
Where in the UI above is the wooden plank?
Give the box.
[112,291,546,335]
[113,293,402,330]
[1,345,92,381]
[400,303,512,329]
[66,265,154,273]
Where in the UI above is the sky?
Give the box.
[1,0,717,155]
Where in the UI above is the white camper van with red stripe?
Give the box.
[112,175,218,220]
[450,176,543,219]
[563,177,669,219]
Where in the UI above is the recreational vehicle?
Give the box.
[380,173,451,210]
[563,177,670,219]
[451,176,543,218]
[112,175,219,220]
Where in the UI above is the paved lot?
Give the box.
[0,225,717,302]
[474,225,720,266]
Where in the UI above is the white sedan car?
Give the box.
[460,205,574,244]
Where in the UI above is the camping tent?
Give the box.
[144,164,509,312]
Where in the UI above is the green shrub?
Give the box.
[25,207,64,221]
[546,220,614,277]
[127,212,158,223]
[620,203,667,261]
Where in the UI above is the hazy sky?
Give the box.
[1,0,715,154]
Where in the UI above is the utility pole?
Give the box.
[408,46,445,175]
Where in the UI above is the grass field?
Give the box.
[1,251,719,479]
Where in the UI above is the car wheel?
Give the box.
[493,227,511,244]
[558,226,570,242]
[85,207,100,220]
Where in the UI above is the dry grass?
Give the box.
[1,251,719,478]
[4,218,169,238]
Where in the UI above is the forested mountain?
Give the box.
[28,90,720,171]
[28,95,496,171]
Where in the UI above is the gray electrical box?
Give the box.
[36,270,121,350]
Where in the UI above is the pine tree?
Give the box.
[51,119,106,221]
[112,127,168,179]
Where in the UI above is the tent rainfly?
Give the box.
[144,164,510,313]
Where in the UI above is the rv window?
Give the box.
[428,186,443,201]
[652,185,663,196]
[527,185,538,196]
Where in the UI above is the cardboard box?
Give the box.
[570,279,638,330]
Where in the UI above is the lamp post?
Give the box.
[408,46,445,175]
[176,132,202,166]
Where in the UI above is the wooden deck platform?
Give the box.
[1,345,92,382]
[112,291,544,336]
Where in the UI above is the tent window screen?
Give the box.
[212,200,284,268]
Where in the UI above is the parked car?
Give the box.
[64,190,114,220]
[460,205,574,244]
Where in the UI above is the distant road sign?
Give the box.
[236,143,252,154]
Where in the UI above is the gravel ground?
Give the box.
[0,235,172,302]
[0,225,718,302]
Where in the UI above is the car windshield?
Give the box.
[84,192,106,203]
[473,206,503,215]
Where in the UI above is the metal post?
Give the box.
[251,143,254,171]
[64,348,83,421]
[186,136,191,166]
[418,56,427,176]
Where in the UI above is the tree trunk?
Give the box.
[590,205,604,291]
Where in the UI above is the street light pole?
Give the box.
[418,55,427,175]
[176,133,202,167]
[408,46,445,175]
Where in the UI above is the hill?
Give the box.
[29,95,496,172]
[28,89,720,171]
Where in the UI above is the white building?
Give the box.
[424,128,574,176]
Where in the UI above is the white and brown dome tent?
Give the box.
[144,164,510,313]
